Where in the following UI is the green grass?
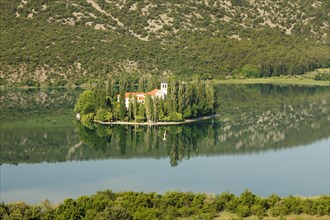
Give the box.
[216,77,330,86]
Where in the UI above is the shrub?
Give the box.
[282,195,303,215]
[74,90,96,114]
[239,190,256,207]
[215,192,235,212]
[315,71,330,81]
[251,204,266,218]
[95,206,132,220]
[169,112,183,121]
[301,199,317,216]
[267,193,281,208]
[236,204,251,217]
[241,64,260,78]
[94,108,112,122]
[225,196,239,213]
[81,113,95,128]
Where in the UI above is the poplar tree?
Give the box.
[157,98,165,121]
[138,103,145,121]
[153,97,158,122]
[93,83,106,110]
[119,80,126,121]
[177,83,185,115]
[138,77,144,92]
[205,82,215,114]
[172,81,179,113]
[183,84,193,118]
[107,78,115,99]
[133,96,138,122]
[128,93,133,121]
[145,95,153,122]
[196,83,206,116]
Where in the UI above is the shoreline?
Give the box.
[215,78,330,86]
[94,114,220,126]
[1,78,329,90]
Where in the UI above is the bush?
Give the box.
[215,192,235,212]
[270,201,287,217]
[282,195,303,215]
[315,71,330,81]
[225,197,239,213]
[236,204,251,217]
[1,191,330,219]
[251,204,266,218]
[239,190,256,207]
[81,113,95,128]
[74,90,96,114]
[169,112,183,121]
[241,64,260,78]
[95,206,132,220]
[94,108,112,122]
[267,193,281,208]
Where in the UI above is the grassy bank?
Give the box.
[216,78,330,86]
[1,190,329,220]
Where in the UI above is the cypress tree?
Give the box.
[145,95,153,122]
[138,103,145,121]
[153,97,158,122]
[128,93,133,121]
[133,96,138,122]
[177,83,185,115]
[119,80,126,121]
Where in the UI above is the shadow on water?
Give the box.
[0,84,329,166]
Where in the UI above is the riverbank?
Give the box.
[94,114,220,126]
[216,77,330,86]
[1,190,329,220]
[2,77,329,90]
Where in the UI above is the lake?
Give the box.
[0,84,329,204]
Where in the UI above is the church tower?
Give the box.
[160,81,168,98]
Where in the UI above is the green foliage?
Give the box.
[95,206,132,220]
[81,113,94,128]
[0,0,329,86]
[315,70,330,81]
[75,80,215,124]
[7,192,319,219]
[215,192,235,212]
[168,111,183,121]
[94,108,112,122]
[1,84,329,166]
[241,64,260,78]
[74,90,96,114]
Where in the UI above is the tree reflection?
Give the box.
[1,85,329,165]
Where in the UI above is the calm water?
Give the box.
[0,84,329,203]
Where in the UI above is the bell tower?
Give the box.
[160,81,168,98]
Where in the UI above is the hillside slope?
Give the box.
[1,0,329,86]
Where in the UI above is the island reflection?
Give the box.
[0,84,329,166]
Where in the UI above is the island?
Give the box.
[74,79,216,126]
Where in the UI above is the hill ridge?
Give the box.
[1,0,329,86]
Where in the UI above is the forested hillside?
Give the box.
[1,0,329,86]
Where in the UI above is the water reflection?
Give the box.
[0,84,329,166]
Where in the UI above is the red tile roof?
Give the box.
[146,89,160,96]
[120,89,161,99]
[124,92,141,98]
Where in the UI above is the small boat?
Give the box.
[76,113,81,120]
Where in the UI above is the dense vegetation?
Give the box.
[1,190,329,219]
[74,79,215,123]
[1,0,329,86]
[0,88,80,123]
